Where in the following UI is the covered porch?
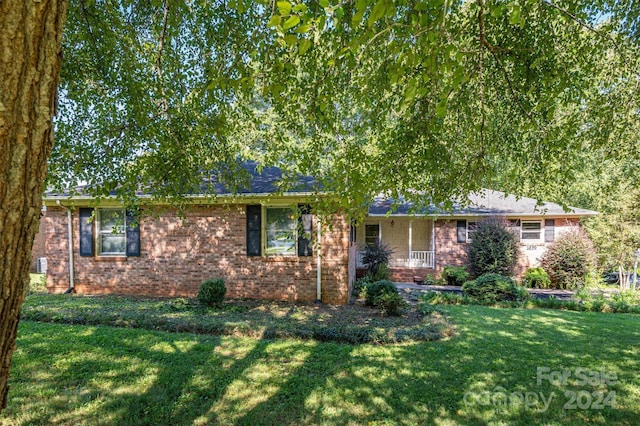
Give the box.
[355,217,435,269]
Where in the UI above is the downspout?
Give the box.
[56,201,75,293]
[316,218,322,303]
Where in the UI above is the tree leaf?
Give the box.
[367,0,387,27]
[267,15,281,27]
[283,15,301,30]
[277,1,292,16]
[299,39,312,55]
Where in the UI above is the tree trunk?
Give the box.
[0,0,67,411]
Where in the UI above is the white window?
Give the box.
[365,224,380,247]
[265,207,296,256]
[97,209,126,255]
[521,221,542,241]
[466,221,478,242]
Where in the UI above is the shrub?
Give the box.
[540,228,597,289]
[353,276,373,298]
[365,280,397,306]
[522,267,551,288]
[375,292,408,316]
[441,265,469,286]
[468,217,520,277]
[360,242,394,277]
[462,273,529,302]
[368,263,391,282]
[197,278,226,307]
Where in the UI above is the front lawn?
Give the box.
[2,303,639,425]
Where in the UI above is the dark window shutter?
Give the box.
[298,204,313,256]
[79,208,94,256]
[545,219,555,243]
[246,205,261,256]
[126,210,141,257]
[456,220,467,243]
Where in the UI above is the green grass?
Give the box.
[2,305,639,425]
[20,295,448,344]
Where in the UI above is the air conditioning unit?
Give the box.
[36,257,47,274]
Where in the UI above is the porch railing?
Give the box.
[356,250,434,269]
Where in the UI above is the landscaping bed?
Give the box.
[21,294,453,344]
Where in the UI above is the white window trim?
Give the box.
[96,208,126,256]
[521,220,543,242]
[466,220,478,242]
[263,205,298,256]
[365,222,381,247]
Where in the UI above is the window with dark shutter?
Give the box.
[126,209,141,256]
[298,204,313,256]
[246,205,261,256]
[545,219,555,243]
[456,220,466,243]
[79,208,94,256]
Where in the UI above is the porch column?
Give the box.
[409,220,413,268]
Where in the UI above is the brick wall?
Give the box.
[30,213,46,272]
[45,205,350,305]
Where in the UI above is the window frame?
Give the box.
[263,206,298,256]
[365,223,381,248]
[521,220,543,242]
[466,220,478,242]
[96,208,127,256]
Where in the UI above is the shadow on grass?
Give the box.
[3,305,640,425]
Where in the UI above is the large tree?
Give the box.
[1,0,638,411]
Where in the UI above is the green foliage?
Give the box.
[521,267,551,289]
[462,274,529,303]
[360,242,393,277]
[368,263,391,282]
[374,292,408,317]
[419,291,470,306]
[21,294,446,345]
[467,218,520,277]
[352,276,372,298]
[441,265,469,286]
[540,228,597,289]
[364,280,397,307]
[29,273,47,295]
[423,273,444,286]
[197,278,227,307]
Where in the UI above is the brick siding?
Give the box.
[45,205,350,305]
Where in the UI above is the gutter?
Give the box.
[316,219,322,303]
[56,200,75,294]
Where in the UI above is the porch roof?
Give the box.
[368,189,597,218]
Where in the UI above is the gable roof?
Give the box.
[368,189,597,217]
[43,161,319,200]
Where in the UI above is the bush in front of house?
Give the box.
[441,265,470,286]
[521,267,552,288]
[361,242,394,278]
[365,280,397,306]
[468,217,520,277]
[197,278,227,307]
[462,273,529,302]
[375,292,408,316]
[540,228,597,289]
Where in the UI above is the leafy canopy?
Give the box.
[49,0,640,215]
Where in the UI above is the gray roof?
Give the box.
[44,161,319,199]
[368,189,597,217]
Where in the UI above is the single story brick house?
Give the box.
[42,163,596,304]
